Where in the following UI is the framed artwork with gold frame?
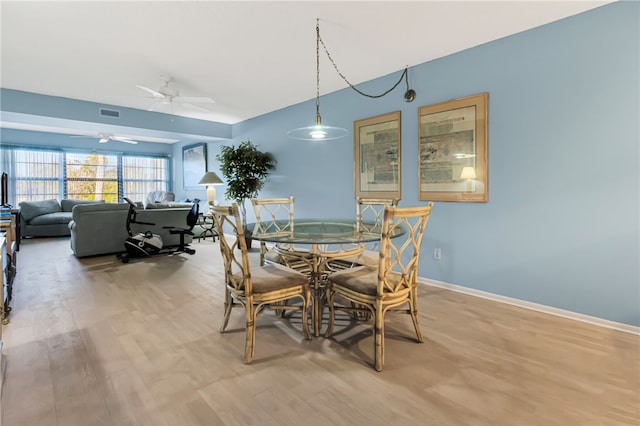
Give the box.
[418,93,488,202]
[354,111,401,199]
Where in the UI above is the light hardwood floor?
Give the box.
[1,237,638,426]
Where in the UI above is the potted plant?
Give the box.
[216,141,276,244]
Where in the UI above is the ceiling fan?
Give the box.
[72,132,139,144]
[136,75,215,113]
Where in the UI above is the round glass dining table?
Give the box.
[249,219,403,336]
[250,219,386,244]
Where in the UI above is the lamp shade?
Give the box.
[198,172,224,207]
[460,166,477,180]
[198,172,223,185]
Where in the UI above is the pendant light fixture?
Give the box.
[287,20,348,141]
[288,19,417,141]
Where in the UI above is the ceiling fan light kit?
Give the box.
[288,19,417,142]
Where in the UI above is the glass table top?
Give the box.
[248,219,403,245]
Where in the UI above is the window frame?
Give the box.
[1,145,171,205]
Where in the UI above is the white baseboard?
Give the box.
[420,277,640,335]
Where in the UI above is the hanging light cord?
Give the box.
[316,20,412,99]
[315,20,322,124]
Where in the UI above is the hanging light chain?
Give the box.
[317,21,410,99]
[315,20,321,124]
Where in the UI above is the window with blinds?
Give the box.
[13,150,61,202]
[122,156,169,202]
[3,147,169,205]
[65,153,119,202]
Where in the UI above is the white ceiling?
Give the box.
[1,0,611,130]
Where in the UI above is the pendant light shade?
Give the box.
[287,113,348,140]
[287,125,349,141]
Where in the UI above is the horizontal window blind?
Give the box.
[2,147,169,205]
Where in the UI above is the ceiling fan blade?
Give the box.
[179,96,215,104]
[177,102,212,113]
[148,103,172,113]
[111,136,139,144]
[136,85,165,99]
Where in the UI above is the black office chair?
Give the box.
[163,199,200,255]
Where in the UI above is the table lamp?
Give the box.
[460,166,476,192]
[198,171,224,207]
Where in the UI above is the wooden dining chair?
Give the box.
[354,197,400,266]
[356,197,401,233]
[324,203,434,371]
[325,197,400,271]
[250,196,313,274]
[211,204,311,364]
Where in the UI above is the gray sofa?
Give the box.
[69,202,196,257]
[19,199,106,238]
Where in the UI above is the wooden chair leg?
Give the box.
[301,290,312,339]
[245,304,256,364]
[221,288,232,332]
[350,302,372,320]
[374,308,384,372]
[273,300,286,318]
[409,288,424,343]
[259,242,266,266]
[324,287,336,338]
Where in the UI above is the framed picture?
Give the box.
[418,93,488,202]
[183,142,207,190]
[354,111,401,198]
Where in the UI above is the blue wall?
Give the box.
[181,2,638,326]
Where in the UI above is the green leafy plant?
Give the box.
[216,140,276,230]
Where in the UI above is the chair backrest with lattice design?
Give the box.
[251,196,296,265]
[211,204,253,294]
[251,197,294,233]
[377,203,433,295]
[356,197,400,233]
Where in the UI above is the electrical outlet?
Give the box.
[433,247,441,260]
